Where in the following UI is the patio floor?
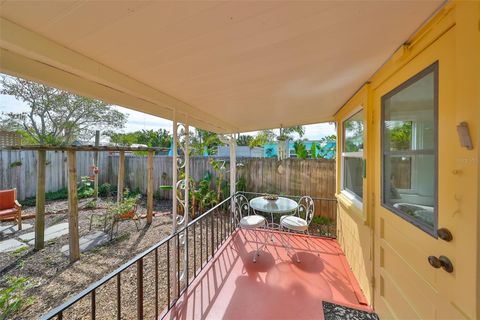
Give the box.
[164,229,374,320]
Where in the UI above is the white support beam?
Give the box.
[0,18,237,133]
[172,113,178,234]
[230,134,237,202]
[184,122,190,226]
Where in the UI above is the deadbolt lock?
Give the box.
[437,228,453,242]
[428,255,454,273]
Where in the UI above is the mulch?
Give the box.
[0,197,176,319]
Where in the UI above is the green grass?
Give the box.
[10,246,28,256]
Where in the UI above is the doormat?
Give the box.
[323,301,380,320]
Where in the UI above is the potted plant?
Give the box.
[108,193,140,220]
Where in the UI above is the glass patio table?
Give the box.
[249,196,298,229]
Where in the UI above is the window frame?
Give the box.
[341,109,365,204]
[380,61,439,237]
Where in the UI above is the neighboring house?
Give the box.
[264,140,336,159]
[216,146,264,158]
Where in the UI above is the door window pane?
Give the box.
[382,63,437,235]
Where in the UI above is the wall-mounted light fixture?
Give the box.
[456,122,473,150]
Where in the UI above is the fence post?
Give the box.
[35,149,46,250]
[67,150,80,262]
[117,151,125,203]
[147,150,154,224]
[94,130,100,200]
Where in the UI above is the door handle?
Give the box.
[428,255,454,273]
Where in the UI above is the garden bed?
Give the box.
[0,196,174,319]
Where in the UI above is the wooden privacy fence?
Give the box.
[0,151,336,218]
[237,158,336,220]
[0,150,109,200]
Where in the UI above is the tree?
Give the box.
[104,131,140,146]
[0,76,127,145]
[248,130,276,148]
[236,134,254,147]
[190,129,224,156]
[279,125,305,139]
[293,140,308,159]
[317,134,336,159]
[136,129,171,148]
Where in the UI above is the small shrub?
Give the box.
[20,188,69,206]
[311,216,334,225]
[46,188,68,201]
[0,277,34,320]
[99,183,116,198]
[84,200,97,209]
[19,198,36,207]
[78,176,94,199]
[236,176,246,192]
[124,188,141,199]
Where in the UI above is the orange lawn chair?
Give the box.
[0,188,22,230]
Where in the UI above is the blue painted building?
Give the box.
[264,140,335,159]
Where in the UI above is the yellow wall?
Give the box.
[335,1,479,318]
[335,85,374,304]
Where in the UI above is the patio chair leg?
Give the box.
[253,229,259,263]
[279,229,301,263]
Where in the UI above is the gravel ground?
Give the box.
[1,196,329,319]
[0,197,180,319]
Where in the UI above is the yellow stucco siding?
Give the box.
[335,1,479,318]
[335,84,374,305]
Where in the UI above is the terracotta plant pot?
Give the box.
[118,210,135,220]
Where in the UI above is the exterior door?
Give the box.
[372,27,471,319]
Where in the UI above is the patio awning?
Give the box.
[0,1,443,133]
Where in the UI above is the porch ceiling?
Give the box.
[0,1,442,133]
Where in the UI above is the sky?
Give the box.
[0,93,336,140]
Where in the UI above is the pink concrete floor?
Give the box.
[164,229,372,320]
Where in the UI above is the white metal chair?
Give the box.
[280,196,315,234]
[279,196,314,262]
[234,194,267,263]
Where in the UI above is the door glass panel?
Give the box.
[382,63,437,235]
